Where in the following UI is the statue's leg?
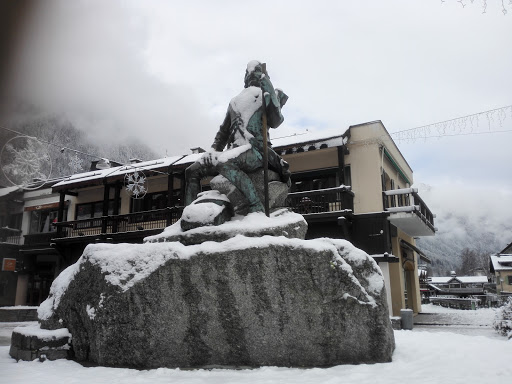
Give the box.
[268,148,291,185]
[216,150,264,213]
[184,161,215,206]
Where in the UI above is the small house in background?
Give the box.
[427,272,492,309]
[428,273,488,296]
[490,241,512,297]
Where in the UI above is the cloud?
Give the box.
[7,1,215,156]
[4,0,512,194]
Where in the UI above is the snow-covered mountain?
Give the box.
[414,183,512,276]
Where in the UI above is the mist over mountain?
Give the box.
[414,183,512,276]
[0,104,159,187]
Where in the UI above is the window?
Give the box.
[131,192,169,213]
[291,174,336,193]
[30,209,67,234]
[76,200,118,220]
[9,213,23,230]
[343,165,351,187]
[507,276,512,285]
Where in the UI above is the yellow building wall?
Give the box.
[497,271,512,293]
[390,229,422,315]
[345,121,414,215]
[283,147,339,173]
[344,143,383,213]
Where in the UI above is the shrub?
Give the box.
[494,297,512,339]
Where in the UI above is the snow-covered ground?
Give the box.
[1,306,510,384]
[0,321,37,347]
[414,303,502,339]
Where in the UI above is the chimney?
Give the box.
[190,147,205,154]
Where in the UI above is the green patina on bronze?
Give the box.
[184,61,289,214]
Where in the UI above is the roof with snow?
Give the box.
[52,156,184,191]
[500,241,512,255]
[429,276,488,285]
[172,153,203,167]
[0,185,22,198]
[271,130,348,150]
[490,255,512,272]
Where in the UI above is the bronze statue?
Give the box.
[184,60,289,214]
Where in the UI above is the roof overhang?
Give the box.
[400,239,431,263]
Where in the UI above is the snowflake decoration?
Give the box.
[0,135,52,189]
[125,170,147,199]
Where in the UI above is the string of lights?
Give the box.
[0,124,169,175]
[2,105,512,180]
[0,125,116,163]
[390,105,512,144]
[444,0,511,14]
[0,124,170,194]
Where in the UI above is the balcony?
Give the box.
[0,228,21,245]
[288,186,354,221]
[383,188,435,236]
[53,207,182,240]
[24,232,57,246]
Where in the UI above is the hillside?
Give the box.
[414,183,512,276]
[0,104,158,187]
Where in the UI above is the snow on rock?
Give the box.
[38,261,81,321]
[145,208,306,243]
[12,324,71,341]
[39,233,382,323]
[37,229,394,368]
[181,201,226,224]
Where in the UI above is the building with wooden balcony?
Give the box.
[0,186,23,306]
[1,120,435,317]
[273,120,436,315]
[428,274,488,296]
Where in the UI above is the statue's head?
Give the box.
[244,60,267,88]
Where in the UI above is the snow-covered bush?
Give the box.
[493,297,512,339]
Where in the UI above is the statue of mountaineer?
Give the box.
[184,60,289,213]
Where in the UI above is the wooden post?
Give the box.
[57,191,65,237]
[112,181,121,233]
[262,87,270,217]
[102,181,110,234]
[167,166,174,225]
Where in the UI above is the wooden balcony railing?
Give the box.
[383,188,435,232]
[0,228,22,245]
[54,207,182,239]
[0,235,21,245]
[288,186,354,215]
[24,232,57,246]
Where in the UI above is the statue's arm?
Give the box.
[211,110,231,151]
[260,75,286,128]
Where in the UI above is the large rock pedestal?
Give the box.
[33,214,395,368]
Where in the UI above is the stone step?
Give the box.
[0,308,38,322]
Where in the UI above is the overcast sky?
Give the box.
[5,0,512,218]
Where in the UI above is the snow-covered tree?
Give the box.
[494,297,512,339]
